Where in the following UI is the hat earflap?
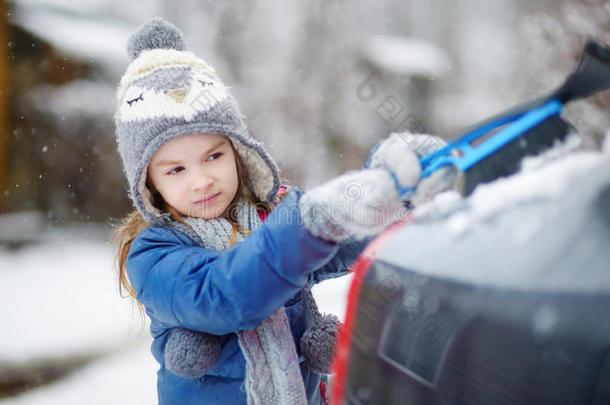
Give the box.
[164,328,222,379]
[299,284,341,374]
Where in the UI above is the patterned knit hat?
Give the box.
[114,17,280,226]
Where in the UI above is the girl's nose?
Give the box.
[192,171,214,192]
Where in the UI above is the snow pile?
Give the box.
[12,0,134,72]
[466,151,598,222]
[414,135,599,236]
[27,80,116,121]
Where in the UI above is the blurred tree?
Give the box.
[0,0,8,211]
[4,3,131,224]
[519,0,610,144]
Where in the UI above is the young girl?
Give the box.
[114,17,438,405]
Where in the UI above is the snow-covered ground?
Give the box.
[0,225,353,403]
[0,341,158,405]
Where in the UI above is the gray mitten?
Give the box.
[299,133,423,242]
[299,285,340,374]
[368,132,457,206]
[299,169,409,242]
[164,328,222,378]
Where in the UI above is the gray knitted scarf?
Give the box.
[184,198,308,405]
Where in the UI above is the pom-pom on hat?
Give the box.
[126,17,186,60]
[114,17,280,226]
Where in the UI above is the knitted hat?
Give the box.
[114,17,280,226]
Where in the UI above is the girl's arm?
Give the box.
[301,132,450,279]
[127,189,339,335]
[309,237,372,285]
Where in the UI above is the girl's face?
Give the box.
[148,133,239,219]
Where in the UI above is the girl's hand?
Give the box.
[299,132,455,243]
[366,132,456,206]
[299,168,408,243]
[364,132,423,191]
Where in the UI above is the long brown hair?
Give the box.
[112,140,273,313]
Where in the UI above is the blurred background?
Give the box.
[0,0,607,402]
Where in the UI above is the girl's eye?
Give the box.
[126,93,144,106]
[167,166,184,175]
[207,152,223,161]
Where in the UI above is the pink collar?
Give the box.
[257,186,287,222]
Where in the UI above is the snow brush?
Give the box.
[405,37,610,197]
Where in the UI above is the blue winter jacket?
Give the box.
[126,189,368,404]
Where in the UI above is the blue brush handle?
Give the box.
[419,99,563,179]
[394,99,563,200]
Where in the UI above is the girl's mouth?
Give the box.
[194,193,220,205]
